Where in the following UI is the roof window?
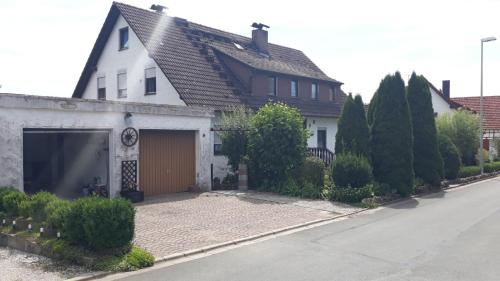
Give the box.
[233,42,244,50]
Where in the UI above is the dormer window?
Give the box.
[119,27,129,50]
[268,76,277,96]
[329,87,335,101]
[311,82,318,100]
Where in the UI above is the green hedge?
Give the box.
[2,191,28,216]
[457,161,500,178]
[0,187,20,212]
[331,153,372,188]
[331,185,373,203]
[65,197,135,251]
[299,156,325,188]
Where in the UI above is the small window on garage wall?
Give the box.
[145,67,157,95]
[97,76,106,100]
[117,71,127,98]
[214,132,223,155]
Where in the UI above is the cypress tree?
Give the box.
[407,73,444,186]
[370,72,414,196]
[335,94,370,158]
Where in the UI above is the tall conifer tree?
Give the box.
[370,72,414,196]
[407,73,444,186]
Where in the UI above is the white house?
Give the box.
[72,2,346,181]
[423,78,457,115]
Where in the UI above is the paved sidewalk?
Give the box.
[134,192,347,259]
[213,190,362,214]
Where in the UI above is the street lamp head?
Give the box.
[481,37,497,43]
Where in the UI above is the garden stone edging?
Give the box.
[0,232,96,266]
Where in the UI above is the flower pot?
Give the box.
[120,190,144,203]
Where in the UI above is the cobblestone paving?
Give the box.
[1,246,92,281]
[134,192,337,258]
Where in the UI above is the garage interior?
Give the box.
[23,129,110,198]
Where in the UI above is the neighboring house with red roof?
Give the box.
[451,96,500,155]
[72,2,346,179]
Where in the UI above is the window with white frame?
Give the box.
[214,132,223,155]
[291,80,298,97]
[268,76,277,96]
[117,71,127,98]
[145,67,156,95]
[119,27,129,50]
[311,82,318,100]
[97,76,106,100]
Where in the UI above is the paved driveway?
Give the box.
[134,192,347,259]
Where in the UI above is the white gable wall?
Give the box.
[81,15,185,105]
[430,87,453,115]
[305,116,338,152]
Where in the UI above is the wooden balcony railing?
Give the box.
[308,147,335,166]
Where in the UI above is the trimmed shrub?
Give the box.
[45,199,72,230]
[301,181,323,199]
[300,156,325,188]
[247,102,309,188]
[2,191,28,216]
[28,192,58,222]
[458,166,481,178]
[438,134,461,180]
[123,246,155,270]
[407,73,444,186]
[19,199,32,218]
[331,185,373,203]
[370,72,414,196]
[65,197,135,251]
[0,187,18,212]
[331,153,372,188]
[220,106,252,171]
[485,161,500,173]
[335,94,370,158]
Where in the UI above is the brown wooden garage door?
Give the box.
[139,130,196,195]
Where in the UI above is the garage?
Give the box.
[23,129,110,198]
[139,130,196,195]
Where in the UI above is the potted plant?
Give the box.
[120,182,144,203]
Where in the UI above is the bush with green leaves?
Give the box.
[335,94,370,158]
[65,197,135,251]
[0,187,19,212]
[485,161,500,173]
[407,73,444,186]
[2,191,28,216]
[298,156,325,188]
[436,109,480,165]
[370,72,414,196]
[438,133,461,180]
[27,191,58,222]
[45,199,72,230]
[220,106,253,171]
[331,185,373,203]
[458,166,481,178]
[247,102,309,188]
[331,153,372,188]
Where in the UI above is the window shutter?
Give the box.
[145,67,156,78]
[118,73,127,90]
[97,77,106,89]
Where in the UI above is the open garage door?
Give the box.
[139,130,196,195]
[23,129,110,198]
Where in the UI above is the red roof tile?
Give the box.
[451,96,500,130]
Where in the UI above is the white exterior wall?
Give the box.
[81,15,185,106]
[430,87,453,115]
[305,117,338,152]
[0,94,213,197]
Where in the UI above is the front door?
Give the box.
[317,129,327,149]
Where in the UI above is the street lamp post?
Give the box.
[480,37,496,175]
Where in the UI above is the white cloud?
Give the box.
[0,0,499,101]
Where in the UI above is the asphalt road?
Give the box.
[109,177,500,281]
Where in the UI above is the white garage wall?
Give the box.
[0,93,213,197]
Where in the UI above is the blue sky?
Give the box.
[1,0,499,102]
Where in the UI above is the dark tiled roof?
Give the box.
[451,96,500,130]
[73,2,343,115]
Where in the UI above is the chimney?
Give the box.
[442,80,450,99]
[150,4,167,13]
[251,23,270,54]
